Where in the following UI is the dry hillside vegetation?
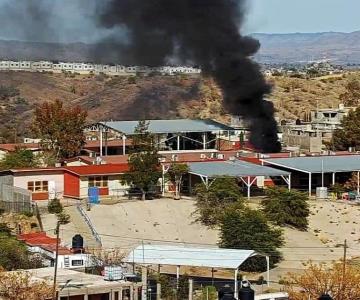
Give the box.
[0,71,358,141]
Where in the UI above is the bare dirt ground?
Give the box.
[42,198,359,283]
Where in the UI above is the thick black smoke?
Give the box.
[97,0,281,153]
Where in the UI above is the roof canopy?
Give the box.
[188,160,290,178]
[97,119,234,135]
[126,244,258,269]
[262,155,360,174]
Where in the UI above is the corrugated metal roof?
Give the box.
[188,160,290,178]
[262,155,360,173]
[126,244,257,269]
[99,119,234,135]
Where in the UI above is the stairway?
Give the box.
[65,206,101,249]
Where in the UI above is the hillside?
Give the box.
[0,31,359,64]
[0,70,357,142]
[253,31,360,64]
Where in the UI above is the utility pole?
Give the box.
[52,221,60,300]
[341,239,347,300]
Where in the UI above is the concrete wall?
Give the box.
[284,134,322,153]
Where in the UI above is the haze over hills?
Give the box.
[0,31,359,65]
[253,31,360,64]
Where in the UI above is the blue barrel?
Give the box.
[88,187,100,204]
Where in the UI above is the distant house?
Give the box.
[0,143,42,160]
[0,164,130,202]
[17,232,92,269]
[0,167,64,201]
[63,164,129,199]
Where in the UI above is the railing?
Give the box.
[76,204,102,246]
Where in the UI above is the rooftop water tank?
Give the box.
[72,234,84,250]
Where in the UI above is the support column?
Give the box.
[156,283,161,300]
[332,172,336,185]
[134,286,138,300]
[309,173,312,197]
[177,135,180,151]
[105,131,108,156]
[188,173,192,194]
[119,288,123,300]
[84,294,88,300]
[176,265,180,289]
[122,135,126,155]
[188,279,193,300]
[99,127,103,157]
[266,256,270,287]
[141,267,147,300]
[358,171,360,195]
[129,287,134,300]
[234,269,239,300]
[247,176,251,199]
[203,133,207,150]
[162,165,165,197]
[288,174,291,191]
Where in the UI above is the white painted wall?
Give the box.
[14,173,64,198]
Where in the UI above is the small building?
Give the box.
[9,267,141,300]
[0,167,64,201]
[85,119,235,155]
[63,164,129,199]
[0,143,42,160]
[17,232,92,270]
[262,154,360,196]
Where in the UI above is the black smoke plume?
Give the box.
[97,0,281,153]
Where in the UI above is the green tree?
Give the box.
[339,79,360,106]
[219,206,284,271]
[0,147,39,170]
[194,177,244,227]
[167,163,189,199]
[121,121,161,200]
[330,107,360,151]
[0,225,43,270]
[261,187,310,231]
[32,99,87,161]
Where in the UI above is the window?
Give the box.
[71,260,83,266]
[89,176,108,188]
[28,181,48,192]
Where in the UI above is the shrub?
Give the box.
[262,187,310,231]
[56,211,70,224]
[21,211,34,218]
[47,198,63,214]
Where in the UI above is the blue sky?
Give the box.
[245,0,360,34]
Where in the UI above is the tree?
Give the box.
[344,172,360,191]
[121,121,161,200]
[0,225,43,270]
[0,147,39,170]
[330,107,360,151]
[219,206,284,271]
[339,79,360,106]
[167,163,189,199]
[261,187,310,231]
[32,99,87,161]
[0,269,52,300]
[194,177,244,227]
[282,262,360,300]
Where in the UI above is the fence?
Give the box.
[0,184,32,213]
[77,204,102,246]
